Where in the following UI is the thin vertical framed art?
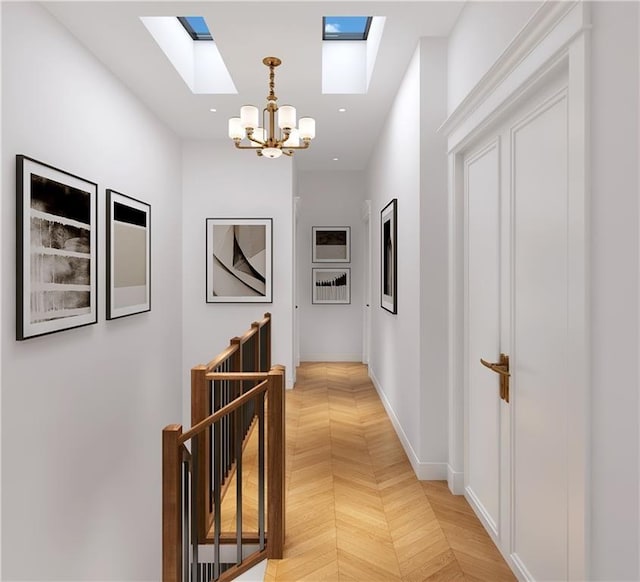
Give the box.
[381,198,397,314]
[206,218,273,303]
[16,155,98,340]
[106,190,151,319]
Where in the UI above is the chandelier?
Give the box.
[228,57,316,159]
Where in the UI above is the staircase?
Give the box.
[162,313,285,582]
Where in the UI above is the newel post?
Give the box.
[162,424,183,582]
[191,364,210,541]
[267,365,286,558]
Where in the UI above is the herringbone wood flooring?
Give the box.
[264,362,515,582]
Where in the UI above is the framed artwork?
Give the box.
[106,190,151,319]
[206,218,272,303]
[312,268,351,304]
[312,226,350,263]
[16,155,98,340]
[381,199,397,314]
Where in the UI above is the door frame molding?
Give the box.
[442,2,591,579]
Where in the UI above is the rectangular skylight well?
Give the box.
[178,16,213,41]
[323,16,372,41]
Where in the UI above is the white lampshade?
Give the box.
[283,128,299,148]
[251,127,265,147]
[240,105,259,129]
[228,117,244,140]
[278,105,296,130]
[298,117,316,140]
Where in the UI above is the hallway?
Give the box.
[264,362,514,581]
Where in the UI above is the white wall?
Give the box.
[366,47,422,468]
[297,171,365,362]
[419,38,449,469]
[366,38,449,480]
[447,1,542,114]
[590,2,639,579]
[1,3,182,580]
[181,140,294,421]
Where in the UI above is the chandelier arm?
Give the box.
[280,141,310,150]
[234,142,264,150]
[246,134,266,147]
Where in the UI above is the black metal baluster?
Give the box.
[183,458,190,582]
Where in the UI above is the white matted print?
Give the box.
[206,218,272,303]
[312,268,350,304]
[381,199,397,314]
[16,155,98,340]
[312,226,350,263]
[107,190,151,319]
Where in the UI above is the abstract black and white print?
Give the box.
[107,190,151,319]
[206,218,272,303]
[381,199,397,314]
[312,226,350,263]
[17,156,97,339]
[312,268,350,304]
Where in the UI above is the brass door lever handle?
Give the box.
[480,357,510,377]
[480,353,510,403]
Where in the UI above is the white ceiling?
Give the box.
[45,1,464,172]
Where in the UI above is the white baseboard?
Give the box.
[447,465,465,494]
[301,353,363,362]
[369,369,447,481]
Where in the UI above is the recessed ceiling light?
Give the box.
[338,108,346,113]
[209,108,217,112]
[332,157,339,161]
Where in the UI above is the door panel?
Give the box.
[511,93,569,581]
[465,141,501,534]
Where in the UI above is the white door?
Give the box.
[464,71,572,581]
[362,201,372,364]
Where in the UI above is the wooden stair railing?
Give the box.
[163,313,284,582]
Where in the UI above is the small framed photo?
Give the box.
[16,155,98,340]
[206,218,272,303]
[106,190,151,319]
[381,199,397,314]
[312,226,350,263]
[312,268,351,304]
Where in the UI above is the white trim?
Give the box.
[447,465,464,495]
[444,2,590,579]
[441,1,590,153]
[369,369,447,481]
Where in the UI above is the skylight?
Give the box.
[178,16,213,41]
[323,16,372,41]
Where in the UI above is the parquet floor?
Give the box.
[264,362,515,582]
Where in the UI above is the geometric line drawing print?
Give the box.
[16,155,98,340]
[206,218,273,303]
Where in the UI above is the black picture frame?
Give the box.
[106,189,151,320]
[312,226,351,263]
[312,267,351,304]
[381,198,397,314]
[206,218,273,303]
[16,155,98,340]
